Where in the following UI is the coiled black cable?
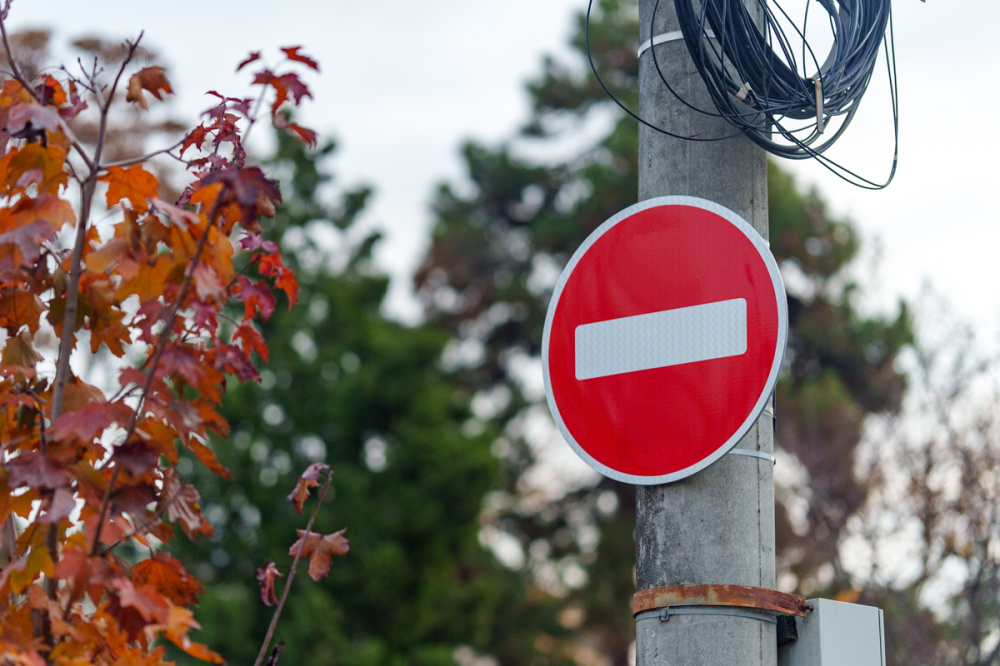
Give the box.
[586,0,899,189]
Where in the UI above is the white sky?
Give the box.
[9,0,1000,337]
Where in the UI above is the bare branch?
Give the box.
[99,136,186,170]
[100,34,142,115]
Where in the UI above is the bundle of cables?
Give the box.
[587,0,899,189]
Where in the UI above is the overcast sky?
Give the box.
[9,0,1000,338]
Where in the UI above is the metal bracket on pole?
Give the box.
[634,584,811,619]
[635,605,778,625]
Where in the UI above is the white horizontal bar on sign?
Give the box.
[575,298,747,380]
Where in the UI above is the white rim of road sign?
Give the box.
[541,196,788,485]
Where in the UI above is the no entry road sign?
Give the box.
[542,196,787,484]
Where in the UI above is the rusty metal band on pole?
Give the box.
[633,584,811,617]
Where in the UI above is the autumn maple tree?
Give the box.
[0,5,346,664]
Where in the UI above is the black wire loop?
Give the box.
[586,0,899,190]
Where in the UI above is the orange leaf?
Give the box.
[126,67,173,110]
[84,237,127,274]
[286,462,328,513]
[257,252,298,308]
[5,547,55,595]
[1,330,42,367]
[114,252,177,303]
[234,320,268,362]
[287,477,317,515]
[0,144,69,196]
[111,578,169,624]
[162,469,213,539]
[101,165,159,213]
[185,438,231,480]
[40,75,67,106]
[0,287,44,334]
[159,604,224,664]
[288,122,317,148]
[61,377,106,413]
[132,554,204,608]
[47,401,133,444]
[288,528,349,582]
[255,559,283,606]
[192,262,224,302]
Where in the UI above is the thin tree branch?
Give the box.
[99,137,186,170]
[51,38,143,429]
[101,35,141,115]
[253,471,333,666]
[49,178,95,424]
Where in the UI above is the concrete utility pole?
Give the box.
[634,0,776,664]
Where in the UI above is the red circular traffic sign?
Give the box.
[542,196,787,484]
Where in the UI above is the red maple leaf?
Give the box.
[280,46,319,71]
[237,51,262,72]
[256,253,298,308]
[6,453,72,490]
[237,276,276,321]
[162,469,213,539]
[233,320,268,362]
[180,124,208,157]
[47,400,134,444]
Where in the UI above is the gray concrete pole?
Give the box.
[634,0,776,664]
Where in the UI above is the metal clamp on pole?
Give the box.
[633,584,811,620]
[636,605,779,625]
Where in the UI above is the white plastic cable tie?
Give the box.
[735,82,752,102]
[811,77,825,134]
[728,448,777,465]
[637,29,715,58]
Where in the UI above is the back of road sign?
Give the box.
[542,196,787,485]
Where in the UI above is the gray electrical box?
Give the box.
[778,598,886,666]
